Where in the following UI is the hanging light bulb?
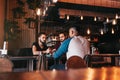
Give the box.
[87,28,90,35]
[36,8,41,16]
[115,14,118,19]
[112,19,117,25]
[60,15,65,19]
[100,29,104,35]
[111,28,114,34]
[106,17,109,23]
[94,16,97,21]
[53,0,58,3]
[80,16,83,20]
[45,7,48,11]
[67,15,69,20]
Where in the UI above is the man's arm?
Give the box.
[53,38,72,59]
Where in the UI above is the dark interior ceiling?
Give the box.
[41,1,119,33]
[44,2,120,22]
[41,1,120,38]
[56,2,120,14]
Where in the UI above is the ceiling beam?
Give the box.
[59,8,115,18]
[58,0,120,8]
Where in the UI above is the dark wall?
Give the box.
[98,42,120,54]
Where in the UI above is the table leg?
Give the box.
[28,60,33,71]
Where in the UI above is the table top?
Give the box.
[9,56,38,60]
[0,67,120,80]
[9,54,53,60]
[0,71,44,80]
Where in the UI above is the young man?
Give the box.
[32,32,51,55]
[54,32,67,50]
[32,32,52,70]
[50,32,67,70]
[53,26,90,61]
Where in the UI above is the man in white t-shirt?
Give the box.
[53,26,90,60]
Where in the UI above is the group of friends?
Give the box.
[32,26,90,70]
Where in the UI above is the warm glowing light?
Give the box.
[67,15,69,20]
[59,15,65,19]
[45,7,48,11]
[87,68,94,80]
[52,69,56,79]
[36,8,41,16]
[106,18,109,23]
[112,28,114,34]
[94,17,97,21]
[112,19,117,25]
[80,16,83,20]
[101,67,107,80]
[100,29,104,35]
[53,0,58,3]
[87,28,90,35]
[115,14,118,19]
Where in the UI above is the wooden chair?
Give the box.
[36,54,47,71]
[84,54,114,68]
[66,56,87,69]
[0,58,13,72]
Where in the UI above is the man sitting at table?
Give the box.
[32,32,52,70]
[53,32,67,64]
[32,32,51,55]
[53,25,90,69]
[50,32,67,70]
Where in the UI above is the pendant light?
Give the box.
[80,16,83,20]
[115,14,118,19]
[36,8,41,16]
[87,28,90,35]
[53,0,58,3]
[100,29,104,35]
[112,19,117,25]
[67,15,69,20]
[111,28,114,34]
[106,17,109,23]
[94,16,97,21]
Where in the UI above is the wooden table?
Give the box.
[10,55,54,71]
[10,56,37,71]
[85,54,120,67]
[0,67,120,80]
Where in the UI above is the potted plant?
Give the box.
[4,20,21,41]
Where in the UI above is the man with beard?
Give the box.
[32,32,52,70]
[32,32,51,55]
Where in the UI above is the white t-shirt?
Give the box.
[67,36,90,59]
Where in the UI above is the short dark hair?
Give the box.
[69,25,80,35]
[38,32,46,37]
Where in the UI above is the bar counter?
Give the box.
[0,67,120,80]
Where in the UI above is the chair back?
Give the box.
[66,56,87,69]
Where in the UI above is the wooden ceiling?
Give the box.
[57,0,120,18]
[58,0,120,8]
